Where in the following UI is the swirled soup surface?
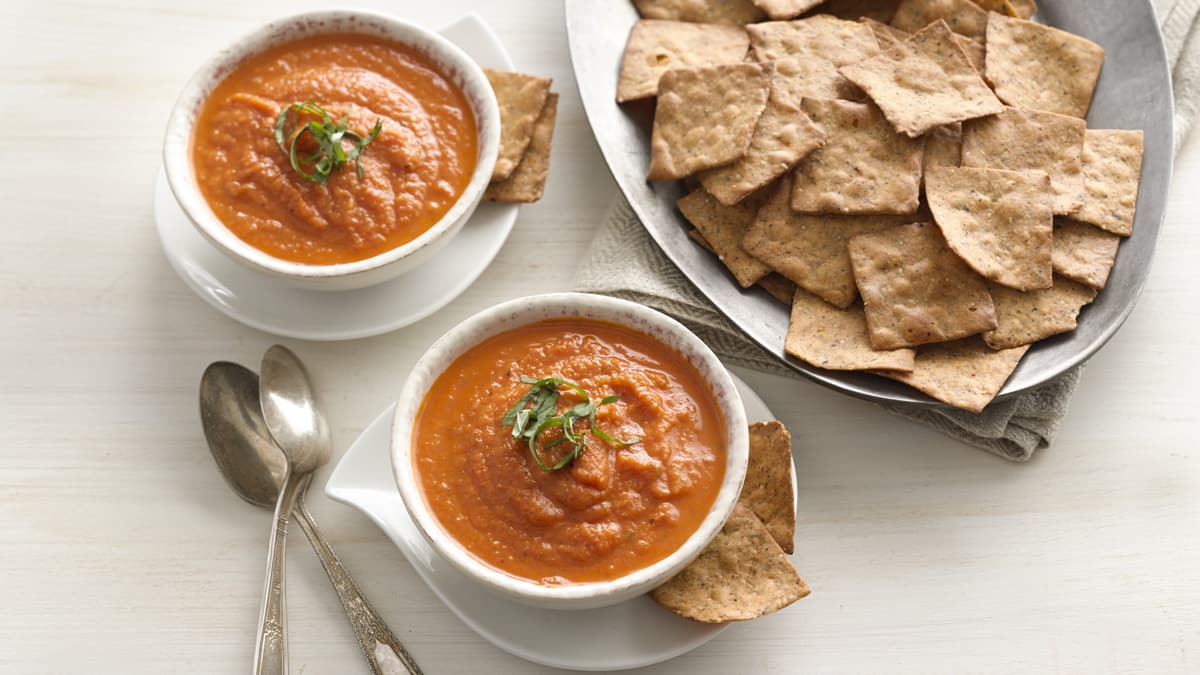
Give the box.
[191,33,477,264]
[413,319,728,584]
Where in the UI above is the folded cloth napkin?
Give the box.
[575,1,1199,461]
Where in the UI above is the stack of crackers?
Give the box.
[652,421,810,623]
[483,70,558,203]
[618,0,1145,412]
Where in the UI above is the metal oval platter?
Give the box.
[565,0,1174,407]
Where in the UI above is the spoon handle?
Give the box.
[253,471,307,675]
[295,495,424,675]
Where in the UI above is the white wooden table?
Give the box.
[2,1,1198,673]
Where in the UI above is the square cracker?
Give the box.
[743,421,797,553]
[961,107,1086,216]
[890,0,988,37]
[792,98,924,215]
[1052,218,1121,290]
[809,0,902,23]
[982,277,1098,349]
[985,13,1104,118]
[840,20,1003,137]
[634,0,766,24]
[648,62,772,181]
[753,0,826,20]
[743,176,914,307]
[925,166,1054,291]
[759,273,798,303]
[678,188,772,287]
[650,501,810,623]
[747,15,882,65]
[877,337,1029,412]
[1072,129,1145,236]
[485,70,552,181]
[769,56,867,108]
[484,94,557,203]
[617,21,750,103]
[699,95,826,205]
[786,289,917,371]
[848,222,997,350]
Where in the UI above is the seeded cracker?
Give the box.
[484,94,557,203]
[786,289,917,371]
[983,277,1098,349]
[699,95,826,205]
[810,0,901,23]
[650,501,810,623]
[792,98,924,215]
[848,222,997,350]
[984,13,1104,119]
[769,56,867,108]
[742,421,797,553]
[747,15,882,65]
[634,0,766,24]
[926,166,1054,291]
[1052,218,1121,290]
[617,21,751,103]
[891,0,988,37]
[485,70,552,181]
[961,107,1086,216]
[840,20,1003,137]
[753,0,827,20]
[877,338,1029,412]
[1073,129,1145,237]
[648,63,771,181]
[678,188,772,287]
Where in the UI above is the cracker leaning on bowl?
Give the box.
[482,69,559,203]
[616,1,1146,412]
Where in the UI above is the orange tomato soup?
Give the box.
[191,33,477,264]
[412,318,728,585]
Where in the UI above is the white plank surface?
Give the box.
[1,1,1198,673]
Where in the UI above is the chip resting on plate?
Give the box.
[1072,129,1145,236]
[984,13,1105,118]
[786,290,918,371]
[876,337,1030,412]
[849,222,997,350]
[791,98,924,215]
[926,166,1054,291]
[752,0,826,20]
[484,94,558,203]
[616,20,751,103]
[840,20,1003,137]
[961,107,1086,216]
[634,0,766,23]
[678,187,772,287]
[742,421,797,553]
[983,277,1098,349]
[1051,218,1121,290]
[485,69,553,181]
[650,501,810,623]
[810,0,902,23]
[747,15,882,65]
[648,62,772,181]
[890,0,988,37]
[699,94,826,205]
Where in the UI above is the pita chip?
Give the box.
[985,13,1104,118]
[1052,218,1121,290]
[678,188,772,287]
[786,290,917,371]
[878,337,1029,412]
[983,277,1098,349]
[485,70,552,181]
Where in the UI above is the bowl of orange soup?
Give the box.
[392,293,750,609]
[163,10,500,290]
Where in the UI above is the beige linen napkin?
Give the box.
[576,1,1199,461]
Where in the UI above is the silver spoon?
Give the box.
[199,356,421,675]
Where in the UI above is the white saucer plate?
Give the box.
[153,14,517,341]
[325,373,796,671]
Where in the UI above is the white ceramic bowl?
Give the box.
[391,293,750,610]
[162,10,500,291]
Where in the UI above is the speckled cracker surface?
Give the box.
[617,21,750,103]
[699,96,826,205]
[484,94,557,203]
[743,421,797,553]
[983,277,1098,349]
[769,56,866,108]
[812,0,902,22]
[753,0,826,20]
[878,337,1029,412]
[955,35,986,73]
[648,63,771,181]
[634,0,766,24]
[848,222,997,350]
[786,290,917,371]
[840,21,1003,137]
[485,70,552,181]
[922,123,962,178]
[961,107,1086,216]
[1073,129,1144,236]
[678,188,772,287]
[984,13,1104,118]
[650,502,810,623]
[747,15,882,65]
[926,166,1054,291]
[1052,218,1121,290]
[743,177,914,307]
[863,18,911,51]
[791,98,924,214]
[758,273,798,303]
[891,0,988,37]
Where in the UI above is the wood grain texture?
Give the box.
[0,1,1197,673]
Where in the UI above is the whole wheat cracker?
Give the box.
[983,277,1098,349]
[786,289,917,371]
[483,94,558,203]
[485,70,552,181]
[1052,218,1121,290]
[876,337,1029,412]
[1072,129,1145,237]
[769,56,867,108]
[743,421,797,553]
[747,15,882,65]
[617,20,750,103]
[753,0,827,20]
[678,187,772,287]
[634,0,766,24]
[984,13,1104,118]
[890,0,988,37]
